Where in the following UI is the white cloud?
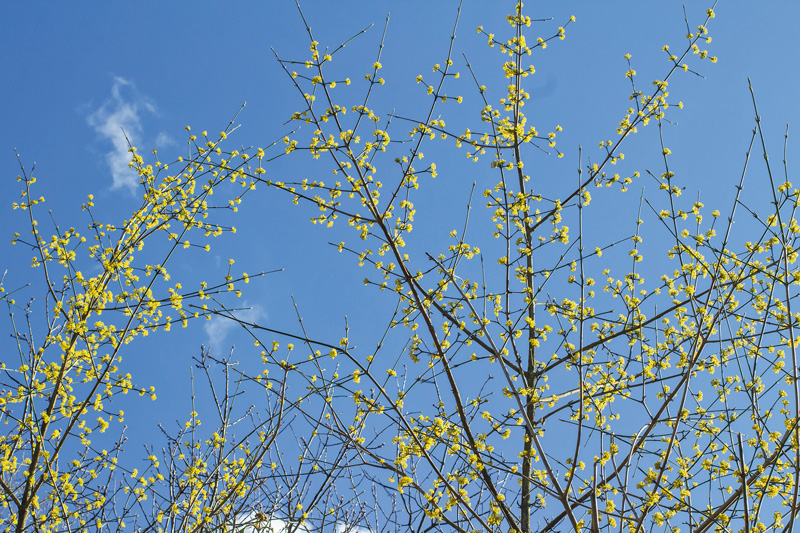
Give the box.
[335,524,372,533]
[87,76,156,193]
[204,303,266,351]
[227,512,371,533]
[227,514,309,533]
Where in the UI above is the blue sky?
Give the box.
[4,1,798,346]
[4,1,793,378]
[2,1,800,529]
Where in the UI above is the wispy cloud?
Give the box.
[87,76,157,193]
[154,130,175,148]
[204,303,266,352]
